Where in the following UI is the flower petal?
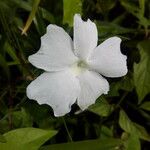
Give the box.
[77,70,109,110]
[29,25,78,72]
[74,14,98,60]
[27,70,80,117]
[88,37,127,77]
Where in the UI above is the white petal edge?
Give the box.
[88,37,128,77]
[73,14,98,60]
[77,70,109,110]
[26,70,80,117]
[29,25,78,72]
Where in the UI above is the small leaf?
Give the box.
[0,128,57,150]
[100,126,113,138]
[96,0,116,13]
[120,0,149,29]
[125,132,141,150]
[63,0,82,26]
[40,8,55,23]
[134,40,150,103]
[40,138,123,150]
[96,21,134,38]
[140,102,150,111]
[12,108,33,128]
[108,73,134,97]
[89,97,113,117]
[119,110,150,141]
[120,0,140,17]
[120,74,134,92]
[108,82,120,97]
[0,134,6,143]
[33,9,46,36]
[22,0,40,34]
[139,0,145,16]
[5,42,19,63]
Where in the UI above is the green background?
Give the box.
[0,0,150,149]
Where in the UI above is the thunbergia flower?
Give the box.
[27,14,127,117]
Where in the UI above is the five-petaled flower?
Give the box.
[27,14,127,117]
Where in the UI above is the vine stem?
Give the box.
[62,117,73,142]
[115,92,128,109]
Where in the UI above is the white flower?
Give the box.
[26,14,127,117]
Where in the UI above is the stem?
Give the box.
[8,84,13,129]
[62,117,73,142]
[115,92,128,109]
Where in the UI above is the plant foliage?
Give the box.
[0,0,150,149]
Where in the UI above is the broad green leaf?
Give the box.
[108,73,134,97]
[119,110,150,141]
[108,82,120,97]
[97,0,116,13]
[139,0,145,16]
[0,128,57,150]
[22,0,40,34]
[0,134,6,143]
[89,97,113,117]
[120,74,134,92]
[40,138,123,150]
[100,126,113,138]
[96,21,134,38]
[140,102,150,111]
[125,132,141,150]
[63,0,82,26]
[134,40,150,103]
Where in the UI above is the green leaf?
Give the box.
[119,110,150,141]
[100,126,113,138]
[89,97,113,117]
[0,134,6,143]
[13,0,32,11]
[125,132,141,150]
[4,42,20,65]
[63,0,82,26]
[22,0,40,34]
[134,40,150,103]
[120,0,150,29]
[139,0,145,16]
[108,82,120,97]
[96,21,134,38]
[120,0,140,17]
[40,8,55,23]
[11,108,33,128]
[96,0,116,13]
[0,53,10,78]
[120,74,134,92]
[40,138,123,150]
[140,102,150,111]
[0,128,57,150]
[33,9,46,36]
[108,73,134,97]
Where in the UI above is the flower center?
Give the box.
[77,60,87,68]
[71,60,88,76]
